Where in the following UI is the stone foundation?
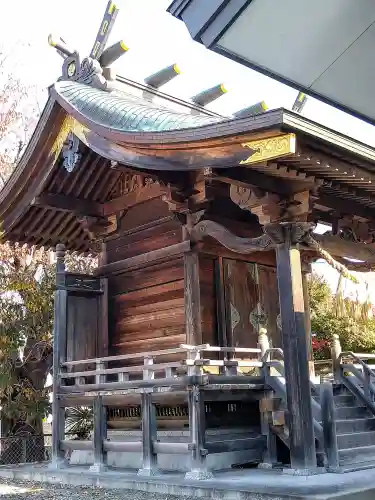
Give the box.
[69,428,264,472]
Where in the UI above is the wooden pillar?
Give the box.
[271,224,316,471]
[89,395,107,472]
[138,356,159,476]
[184,251,202,345]
[301,262,315,378]
[50,244,67,469]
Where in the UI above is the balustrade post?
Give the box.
[185,348,212,480]
[50,244,67,469]
[258,328,278,469]
[90,362,107,472]
[363,365,372,402]
[331,335,342,383]
[138,356,159,476]
[89,395,107,472]
[321,381,339,471]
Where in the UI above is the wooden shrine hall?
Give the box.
[4,1,375,480]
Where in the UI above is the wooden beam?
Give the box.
[103,182,165,216]
[313,233,375,264]
[212,167,315,196]
[317,193,375,221]
[32,193,102,217]
[191,220,274,254]
[94,241,191,276]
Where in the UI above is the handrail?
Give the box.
[181,344,261,354]
[336,351,375,413]
[261,347,284,363]
[339,351,375,375]
[262,348,324,443]
[339,351,375,399]
[62,344,262,367]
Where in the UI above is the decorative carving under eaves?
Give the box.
[106,173,157,201]
[191,220,274,253]
[264,222,315,246]
[230,185,312,224]
[241,133,296,165]
[331,216,375,244]
[62,132,81,172]
[78,214,119,240]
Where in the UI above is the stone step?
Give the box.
[313,393,356,407]
[335,417,375,433]
[337,430,375,449]
[335,405,369,419]
[339,444,375,466]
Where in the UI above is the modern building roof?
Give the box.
[168,0,375,127]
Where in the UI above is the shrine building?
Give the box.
[2,1,375,490]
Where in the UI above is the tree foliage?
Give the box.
[0,245,96,437]
[309,273,375,358]
[0,48,97,440]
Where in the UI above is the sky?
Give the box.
[1,0,375,300]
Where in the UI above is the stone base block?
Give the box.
[69,428,264,472]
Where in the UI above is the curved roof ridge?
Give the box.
[53,80,223,134]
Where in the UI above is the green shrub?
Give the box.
[309,273,375,357]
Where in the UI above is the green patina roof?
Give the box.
[54,81,223,133]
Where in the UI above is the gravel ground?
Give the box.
[0,478,197,499]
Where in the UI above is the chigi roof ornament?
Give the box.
[48,1,128,92]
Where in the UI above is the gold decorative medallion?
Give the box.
[50,115,88,161]
[241,133,296,165]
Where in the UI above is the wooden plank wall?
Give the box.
[199,255,219,346]
[106,198,185,356]
[66,294,100,371]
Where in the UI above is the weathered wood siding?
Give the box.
[199,255,218,346]
[66,294,101,371]
[106,198,185,356]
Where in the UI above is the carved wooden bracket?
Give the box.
[78,214,119,240]
[190,219,275,253]
[335,215,374,244]
[190,219,316,254]
[230,185,313,223]
[163,169,213,214]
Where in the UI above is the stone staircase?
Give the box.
[314,384,375,471]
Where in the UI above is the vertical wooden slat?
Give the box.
[184,252,202,345]
[50,244,67,469]
[275,242,316,470]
